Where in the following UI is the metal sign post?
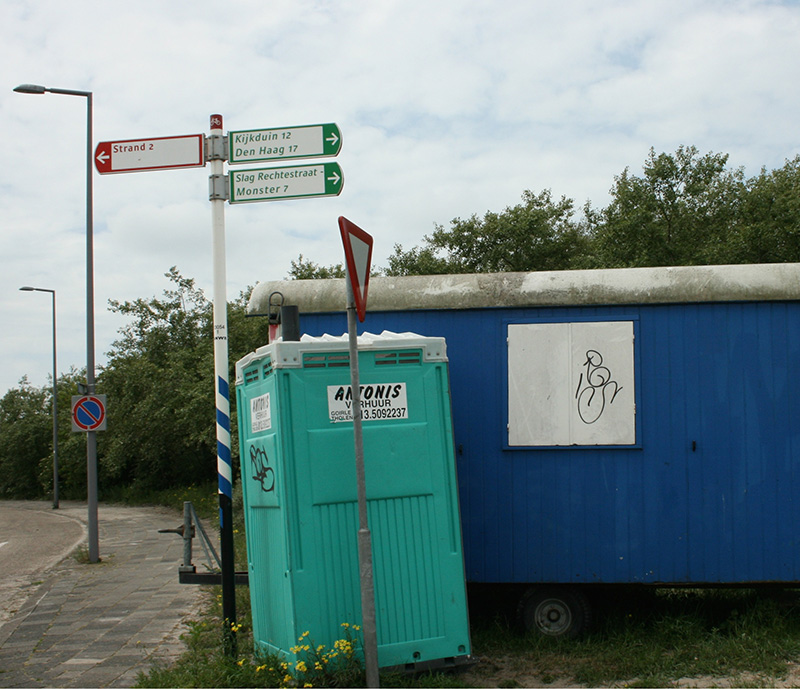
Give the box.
[340,217,379,687]
[344,283,380,689]
[208,114,237,657]
[91,112,343,658]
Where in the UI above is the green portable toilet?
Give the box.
[235,331,471,670]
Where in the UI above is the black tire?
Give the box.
[518,587,591,638]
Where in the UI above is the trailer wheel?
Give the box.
[518,587,591,638]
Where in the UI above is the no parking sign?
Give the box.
[71,395,107,432]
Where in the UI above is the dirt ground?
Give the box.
[461,654,583,688]
[461,655,800,688]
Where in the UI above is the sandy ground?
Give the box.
[460,654,800,688]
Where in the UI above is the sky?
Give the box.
[1,0,799,396]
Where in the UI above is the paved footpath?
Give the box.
[0,501,209,688]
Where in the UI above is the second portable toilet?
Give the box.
[235,331,471,671]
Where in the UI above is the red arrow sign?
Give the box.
[339,216,373,322]
[94,134,205,174]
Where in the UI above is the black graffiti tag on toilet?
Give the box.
[250,445,275,493]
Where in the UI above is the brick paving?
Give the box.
[0,502,208,687]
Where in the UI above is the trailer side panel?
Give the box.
[288,299,800,585]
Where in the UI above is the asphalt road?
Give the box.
[0,501,86,626]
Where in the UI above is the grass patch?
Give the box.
[71,544,92,564]
[469,587,800,687]
[137,586,374,688]
[70,543,111,565]
[142,582,800,687]
[101,481,218,518]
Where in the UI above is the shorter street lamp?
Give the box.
[20,286,59,509]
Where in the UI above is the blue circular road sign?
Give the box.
[72,395,106,431]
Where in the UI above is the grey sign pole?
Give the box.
[345,277,380,688]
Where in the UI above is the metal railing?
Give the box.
[159,501,248,585]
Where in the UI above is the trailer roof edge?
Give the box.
[248,262,800,315]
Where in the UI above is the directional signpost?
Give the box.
[94,114,343,659]
[94,134,204,174]
[228,123,341,164]
[229,162,343,203]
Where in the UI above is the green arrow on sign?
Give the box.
[228,123,342,164]
[229,162,344,204]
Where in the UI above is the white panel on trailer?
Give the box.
[508,321,635,446]
[508,323,571,446]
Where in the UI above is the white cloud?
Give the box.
[1,0,798,393]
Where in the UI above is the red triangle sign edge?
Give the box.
[338,216,373,322]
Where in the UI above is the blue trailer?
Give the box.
[247,263,800,636]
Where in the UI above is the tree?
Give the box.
[387,189,589,276]
[100,269,269,493]
[733,155,800,264]
[588,146,746,268]
[0,378,51,498]
[0,269,270,499]
[101,267,216,490]
[289,254,346,279]
[291,148,800,278]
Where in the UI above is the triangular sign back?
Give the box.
[338,216,373,322]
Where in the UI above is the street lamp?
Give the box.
[14,83,98,561]
[20,287,59,509]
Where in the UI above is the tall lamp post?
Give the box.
[19,287,59,509]
[14,83,98,561]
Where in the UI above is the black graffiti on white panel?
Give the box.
[575,349,623,424]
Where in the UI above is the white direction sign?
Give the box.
[229,162,343,203]
[228,123,341,164]
[94,134,205,174]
